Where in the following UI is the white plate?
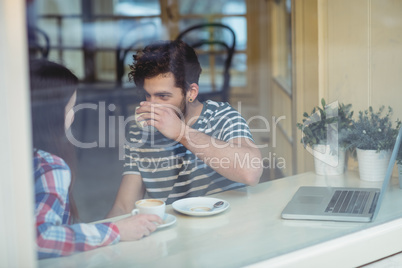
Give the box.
[172,197,230,216]
[157,213,176,229]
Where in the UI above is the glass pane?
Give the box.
[194,51,246,93]
[36,0,81,15]
[232,53,247,72]
[34,0,82,53]
[222,0,246,15]
[59,50,85,80]
[96,51,115,81]
[92,20,120,48]
[222,17,247,51]
[114,0,161,16]
[178,20,236,49]
[62,19,83,47]
[197,53,224,93]
[178,19,247,90]
[179,0,245,15]
[179,17,246,51]
[36,18,82,48]
[92,19,161,49]
[179,19,206,33]
[231,53,247,87]
[114,18,162,48]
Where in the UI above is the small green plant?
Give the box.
[297,99,353,151]
[348,106,399,152]
[397,137,402,165]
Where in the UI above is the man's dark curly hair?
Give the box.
[128,40,202,96]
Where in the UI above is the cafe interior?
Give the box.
[2,0,402,267]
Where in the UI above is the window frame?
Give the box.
[0,0,37,267]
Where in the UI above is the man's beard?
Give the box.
[177,95,187,120]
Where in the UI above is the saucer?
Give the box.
[172,197,230,216]
[157,213,176,229]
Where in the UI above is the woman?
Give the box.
[30,59,162,259]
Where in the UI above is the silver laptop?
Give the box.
[281,127,402,222]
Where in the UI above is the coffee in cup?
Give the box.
[131,199,165,219]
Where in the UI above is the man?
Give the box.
[108,40,262,217]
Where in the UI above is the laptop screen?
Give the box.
[374,126,402,219]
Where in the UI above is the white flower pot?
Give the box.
[397,163,402,188]
[356,148,392,182]
[313,144,346,176]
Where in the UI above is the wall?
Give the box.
[293,0,320,174]
[322,0,402,117]
[320,0,402,173]
[295,0,402,173]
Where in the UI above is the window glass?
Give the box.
[232,53,247,80]
[179,17,246,51]
[28,0,249,227]
[18,0,402,265]
[179,0,245,15]
[115,0,161,16]
[33,1,83,77]
[92,19,161,49]
[178,17,246,88]
[186,51,246,90]
[33,1,162,83]
[222,17,247,51]
[37,0,81,15]
[179,21,235,45]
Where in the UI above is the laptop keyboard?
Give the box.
[325,190,370,214]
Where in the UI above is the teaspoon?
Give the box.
[210,201,224,211]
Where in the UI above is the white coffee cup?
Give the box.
[134,106,157,132]
[131,199,165,219]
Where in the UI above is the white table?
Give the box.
[38,171,402,267]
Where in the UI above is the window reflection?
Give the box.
[30,0,247,87]
[27,0,251,224]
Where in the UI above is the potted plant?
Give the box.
[297,99,353,175]
[395,122,402,188]
[348,106,399,182]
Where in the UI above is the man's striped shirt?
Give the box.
[123,100,253,204]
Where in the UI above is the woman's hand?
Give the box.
[114,214,163,241]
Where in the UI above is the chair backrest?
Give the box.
[28,26,50,59]
[175,23,236,103]
[116,22,158,86]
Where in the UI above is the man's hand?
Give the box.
[114,214,163,241]
[136,102,186,141]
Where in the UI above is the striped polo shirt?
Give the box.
[123,100,254,204]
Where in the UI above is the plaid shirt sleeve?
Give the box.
[34,152,120,259]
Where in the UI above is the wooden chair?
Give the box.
[27,26,50,59]
[175,23,236,103]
